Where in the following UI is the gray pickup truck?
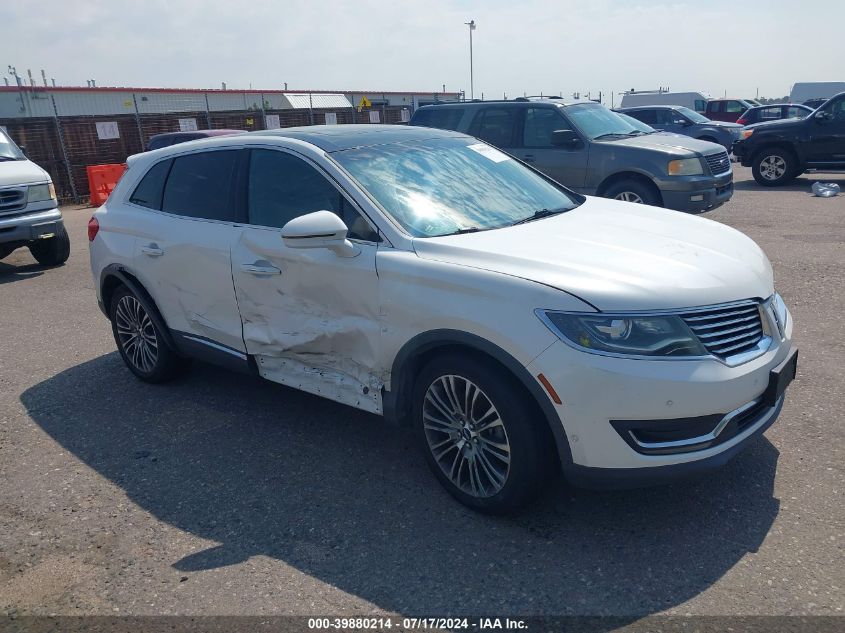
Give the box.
[0,129,69,266]
[410,97,733,213]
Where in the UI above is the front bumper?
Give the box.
[526,305,794,486]
[657,171,734,212]
[0,207,63,245]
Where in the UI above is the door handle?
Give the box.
[141,244,164,257]
[240,263,281,276]
[523,154,536,163]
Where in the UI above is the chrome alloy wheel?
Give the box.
[759,155,787,181]
[614,191,644,203]
[422,375,511,498]
[115,295,158,373]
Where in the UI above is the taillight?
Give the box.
[736,118,748,125]
[87,216,100,241]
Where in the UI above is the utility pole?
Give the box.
[465,20,476,100]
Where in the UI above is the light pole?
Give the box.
[464,20,476,100]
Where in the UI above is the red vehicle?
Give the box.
[705,98,755,123]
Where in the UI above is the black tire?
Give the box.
[752,148,797,186]
[413,354,551,514]
[28,222,70,266]
[602,179,661,206]
[109,285,191,383]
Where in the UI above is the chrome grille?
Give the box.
[0,187,26,213]
[704,150,731,175]
[680,302,764,359]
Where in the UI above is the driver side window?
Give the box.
[522,107,568,147]
[247,149,379,242]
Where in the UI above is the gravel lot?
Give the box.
[0,167,842,618]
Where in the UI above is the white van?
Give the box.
[620,91,710,113]
[789,82,845,104]
[0,128,70,265]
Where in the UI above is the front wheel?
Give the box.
[110,286,191,383]
[28,223,70,266]
[752,149,797,186]
[413,355,551,514]
[603,179,661,206]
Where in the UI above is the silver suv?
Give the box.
[411,98,733,213]
[0,129,69,265]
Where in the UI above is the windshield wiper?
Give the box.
[0,156,20,162]
[442,226,482,236]
[593,133,627,140]
[510,207,567,226]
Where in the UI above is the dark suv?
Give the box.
[733,92,845,186]
[616,105,741,151]
[411,98,733,212]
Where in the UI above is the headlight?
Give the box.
[740,129,754,140]
[538,311,707,358]
[667,158,703,176]
[27,182,56,203]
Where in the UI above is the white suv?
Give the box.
[88,125,797,514]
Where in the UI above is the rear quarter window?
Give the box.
[129,159,172,209]
[412,108,465,131]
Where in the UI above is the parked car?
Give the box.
[736,104,813,126]
[411,98,733,212]
[802,98,828,110]
[89,125,797,514]
[705,99,756,123]
[619,91,709,113]
[733,92,845,186]
[616,105,741,152]
[146,129,243,151]
[0,128,70,265]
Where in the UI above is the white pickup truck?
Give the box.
[0,128,69,265]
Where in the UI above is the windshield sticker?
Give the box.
[467,143,511,163]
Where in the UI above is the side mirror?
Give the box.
[551,129,581,148]
[814,110,833,122]
[678,120,692,127]
[18,144,27,156]
[281,210,360,257]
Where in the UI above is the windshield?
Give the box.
[675,106,710,124]
[0,130,25,160]
[332,137,581,238]
[564,103,643,140]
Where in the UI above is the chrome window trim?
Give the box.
[536,296,777,366]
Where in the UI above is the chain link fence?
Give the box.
[1,89,416,203]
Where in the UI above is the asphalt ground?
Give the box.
[0,167,842,620]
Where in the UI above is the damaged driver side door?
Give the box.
[231,148,385,413]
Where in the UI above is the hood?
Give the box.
[711,121,742,130]
[0,159,49,188]
[744,117,804,132]
[413,197,773,312]
[604,133,724,156]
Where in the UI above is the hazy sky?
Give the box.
[2,0,842,103]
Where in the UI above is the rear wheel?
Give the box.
[413,355,550,514]
[752,149,797,186]
[110,286,191,383]
[28,223,70,266]
[603,179,661,206]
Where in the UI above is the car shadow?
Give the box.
[21,353,781,616]
[0,260,45,284]
[733,174,845,192]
